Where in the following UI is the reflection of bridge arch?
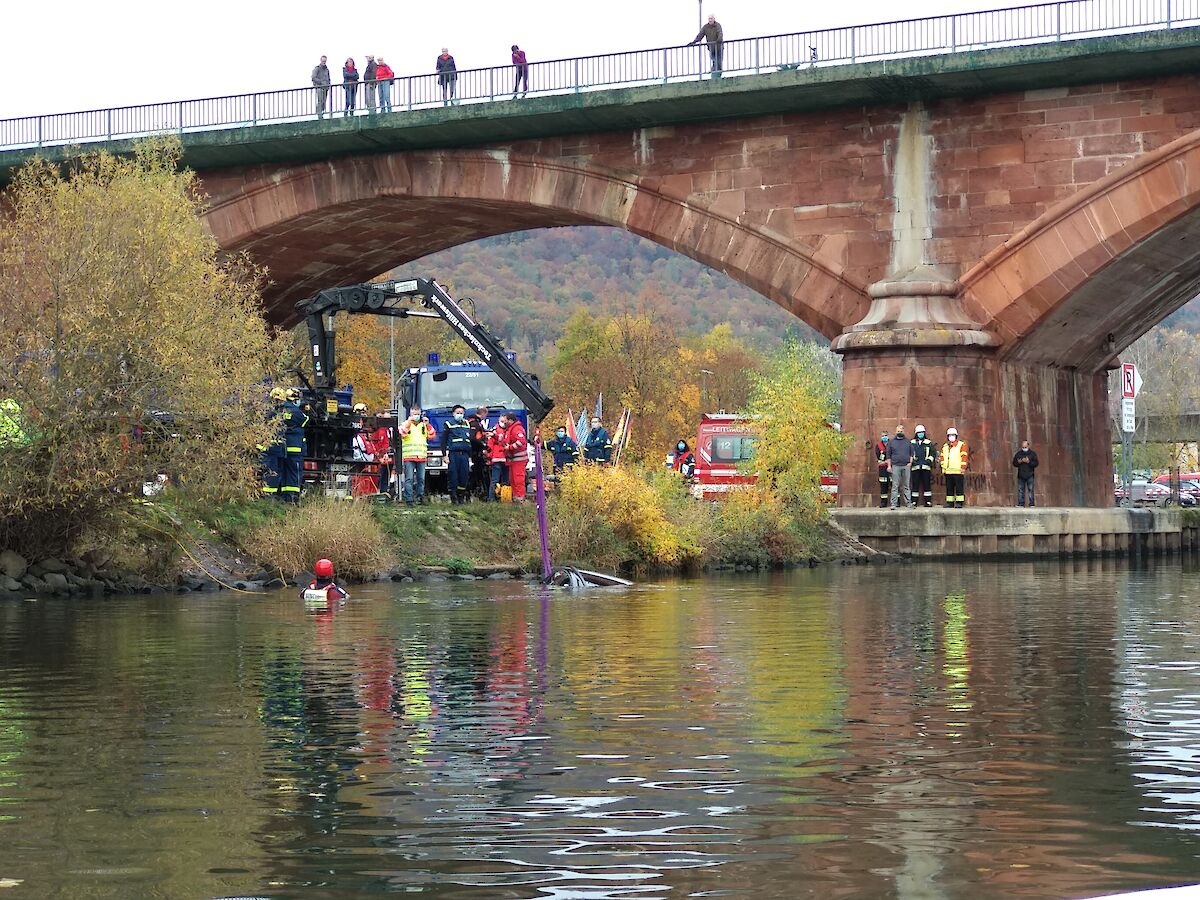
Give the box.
[200,150,868,336]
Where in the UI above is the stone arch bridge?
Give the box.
[7,29,1200,506]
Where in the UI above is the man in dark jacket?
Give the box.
[363,55,377,112]
[885,424,914,509]
[1013,439,1040,507]
[441,404,473,504]
[582,417,612,465]
[437,49,458,105]
[545,427,579,473]
[690,15,724,77]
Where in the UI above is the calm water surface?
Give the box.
[2,560,1200,898]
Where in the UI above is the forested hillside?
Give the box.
[388,227,818,356]
[384,224,1200,366]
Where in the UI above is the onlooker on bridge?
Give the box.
[312,55,331,119]
[875,431,891,509]
[1013,439,1039,507]
[363,56,377,112]
[885,424,913,509]
[437,48,458,106]
[343,58,359,116]
[940,427,970,508]
[376,58,395,112]
[511,45,529,98]
[690,14,724,78]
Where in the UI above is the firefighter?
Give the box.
[669,439,695,478]
[260,387,288,498]
[502,412,529,502]
[467,406,490,499]
[280,390,309,503]
[441,404,474,505]
[582,417,612,465]
[373,410,394,496]
[910,424,936,508]
[875,431,891,509]
[940,426,969,508]
[300,558,350,610]
[546,427,580,474]
[399,407,436,506]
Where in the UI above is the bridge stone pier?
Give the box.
[7,29,1200,507]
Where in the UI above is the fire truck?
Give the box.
[294,278,553,497]
[689,413,839,501]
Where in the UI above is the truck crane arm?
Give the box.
[295,277,555,424]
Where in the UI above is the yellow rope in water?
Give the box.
[128,509,269,596]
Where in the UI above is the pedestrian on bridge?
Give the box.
[690,14,724,77]
[1013,439,1039,507]
[342,58,359,116]
[376,58,395,112]
[363,55,377,112]
[437,49,458,105]
[511,45,529,98]
[312,55,331,118]
[940,427,969,508]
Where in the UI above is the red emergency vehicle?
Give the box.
[690,414,839,501]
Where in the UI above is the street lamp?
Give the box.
[698,0,703,31]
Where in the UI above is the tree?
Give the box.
[747,341,850,523]
[0,140,284,555]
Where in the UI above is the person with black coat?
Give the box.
[1013,439,1040,507]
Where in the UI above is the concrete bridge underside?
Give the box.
[19,31,1200,508]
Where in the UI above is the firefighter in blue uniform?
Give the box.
[875,431,891,509]
[441,404,474,505]
[280,389,309,503]
[910,424,936,508]
[545,427,580,474]
[260,387,288,498]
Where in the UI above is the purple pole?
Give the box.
[533,431,553,581]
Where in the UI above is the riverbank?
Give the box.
[0,496,883,598]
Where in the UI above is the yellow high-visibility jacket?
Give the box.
[940,440,969,475]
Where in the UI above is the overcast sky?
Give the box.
[4,0,1012,119]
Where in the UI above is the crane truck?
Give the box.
[294,277,554,497]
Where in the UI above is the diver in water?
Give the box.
[300,558,349,609]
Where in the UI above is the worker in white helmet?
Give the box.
[940,427,970,508]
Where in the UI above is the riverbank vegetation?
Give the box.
[0,140,283,558]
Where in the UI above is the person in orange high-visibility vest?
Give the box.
[939,426,969,508]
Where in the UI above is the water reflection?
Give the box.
[0,560,1199,897]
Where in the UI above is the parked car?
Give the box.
[1149,474,1200,506]
[1114,480,1171,507]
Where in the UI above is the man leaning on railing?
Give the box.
[690,14,724,78]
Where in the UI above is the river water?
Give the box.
[2,560,1200,899]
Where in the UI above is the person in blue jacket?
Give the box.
[280,390,309,503]
[259,387,288,498]
[441,404,474,504]
[545,426,580,473]
[582,416,612,465]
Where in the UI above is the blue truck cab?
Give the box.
[398,354,536,485]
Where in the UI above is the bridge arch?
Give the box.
[960,128,1200,372]
[200,149,868,336]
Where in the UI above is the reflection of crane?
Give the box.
[296,277,553,424]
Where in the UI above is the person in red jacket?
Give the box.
[511,45,528,98]
[486,419,508,501]
[375,57,395,113]
[372,411,393,495]
[502,413,529,502]
[301,558,349,609]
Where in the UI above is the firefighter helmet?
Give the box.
[314,559,334,578]
[269,387,287,402]
[353,403,368,414]
[286,388,301,401]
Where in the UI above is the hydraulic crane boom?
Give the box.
[295,277,555,424]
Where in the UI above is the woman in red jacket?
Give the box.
[486,420,508,501]
[502,414,528,502]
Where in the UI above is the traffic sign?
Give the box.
[1121,397,1136,433]
[1121,363,1143,399]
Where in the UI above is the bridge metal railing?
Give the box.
[2,0,1200,151]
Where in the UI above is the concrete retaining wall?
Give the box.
[830,507,1197,558]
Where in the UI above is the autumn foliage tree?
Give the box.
[747,340,849,524]
[0,141,284,556]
